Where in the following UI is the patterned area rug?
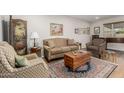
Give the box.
[48,57,118,78]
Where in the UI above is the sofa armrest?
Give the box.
[44,45,51,51]
[43,45,51,61]
[99,43,106,48]
[99,42,106,47]
[25,53,38,60]
[74,42,79,46]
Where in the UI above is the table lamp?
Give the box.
[30,32,39,47]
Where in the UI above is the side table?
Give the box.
[30,47,42,57]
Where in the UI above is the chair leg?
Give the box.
[99,54,101,58]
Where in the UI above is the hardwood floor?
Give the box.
[109,51,124,78]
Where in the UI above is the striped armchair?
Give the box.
[0,42,50,78]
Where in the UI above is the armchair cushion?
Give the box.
[25,58,49,70]
[87,45,99,51]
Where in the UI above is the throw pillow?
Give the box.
[15,55,29,67]
[68,39,75,45]
[47,40,55,48]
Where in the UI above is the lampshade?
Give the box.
[30,32,39,39]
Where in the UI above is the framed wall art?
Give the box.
[50,23,63,36]
[75,27,90,35]
[94,27,100,35]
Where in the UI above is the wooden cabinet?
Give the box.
[10,19,27,55]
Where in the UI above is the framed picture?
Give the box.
[94,27,100,35]
[75,28,78,34]
[75,27,90,35]
[50,23,63,36]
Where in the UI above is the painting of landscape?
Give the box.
[50,23,63,36]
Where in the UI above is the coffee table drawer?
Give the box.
[64,55,73,67]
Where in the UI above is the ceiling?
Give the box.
[69,15,121,23]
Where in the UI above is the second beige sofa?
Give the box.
[43,38,79,61]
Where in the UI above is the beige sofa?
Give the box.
[43,38,79,61]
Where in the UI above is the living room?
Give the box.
[0,15,124,78]
[1,0,124,93]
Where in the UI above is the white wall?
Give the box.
[0,15,90,48]
[90,16,124,51]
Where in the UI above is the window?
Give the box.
[103,21,124,37]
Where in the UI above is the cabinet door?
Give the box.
[11,19,27,55]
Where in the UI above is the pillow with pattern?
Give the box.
[15,55,30,68]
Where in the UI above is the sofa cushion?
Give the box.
[68,39,75,45]
[92,39,105,46]
[61,46,71,52]
[0,43,17,68]
[51,47,63,55]
[87,45,98,51]
[47,40,55,48]
[69,45,78,51]
[54,38,67,47]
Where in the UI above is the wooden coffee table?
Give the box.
[64,51,91,71]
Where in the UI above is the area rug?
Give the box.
[48,57,118,78]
